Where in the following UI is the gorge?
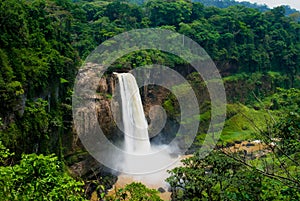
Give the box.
[1,0,299,200]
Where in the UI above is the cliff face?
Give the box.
[96,75,117,138]
[72,65,119,141]
[68,65,118,178]
[142,85,171,138]
[94,70,175,141]
[69,67,289,177]
[68,69,175,177]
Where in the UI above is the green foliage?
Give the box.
[20,99,50,153]
[263,88,300,111]
[0,48,24,113]
[218,88,300,145]
[0,153,86,201]
[0,99,51,157]
[0,0,81,157]
[261,178,300,200]
[221,103,272,143]
[145,0,192,27]
[104,0,143,29]
[0,1,299,200]
[106,182,162,201]
[0,141,14,166]
[168,87,300,200]
[167,151,263,200]
[0,0,79,103]
[109,50,175,70]
[163,97,178,118]
[168,149,300,200]
[224,72,296,104]
[270,111,300,155]
[1,0,299,129]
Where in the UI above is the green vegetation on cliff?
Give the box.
[0,0,299,200]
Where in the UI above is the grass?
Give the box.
[220,130,253,143]
[220,103,274,144]
[194,103,273,145]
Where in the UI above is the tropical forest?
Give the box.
[0,0,299,200]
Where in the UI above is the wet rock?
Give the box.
[158,187,166,193]
[69,154,103,178]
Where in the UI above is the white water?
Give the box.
[114,73,181,197]
[117,73,151,154]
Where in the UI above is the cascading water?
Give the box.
[117,73,151,155]
[113,73,180,197]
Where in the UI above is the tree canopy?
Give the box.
[0,0,299,200]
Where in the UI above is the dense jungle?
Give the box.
[0,0,299,200]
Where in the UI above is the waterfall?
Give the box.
[117,73,151,154]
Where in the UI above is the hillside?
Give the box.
[130,0,299,16]
[0,0,299,200]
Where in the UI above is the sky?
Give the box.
[236,0,300,11]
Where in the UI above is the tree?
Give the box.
[106,182,163,201]
[167,151,263,200]
[0,153,86,200]
[190,2,204,21]
[272,111,300,156]
[145,0,192,27]
[104,0,143,29]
